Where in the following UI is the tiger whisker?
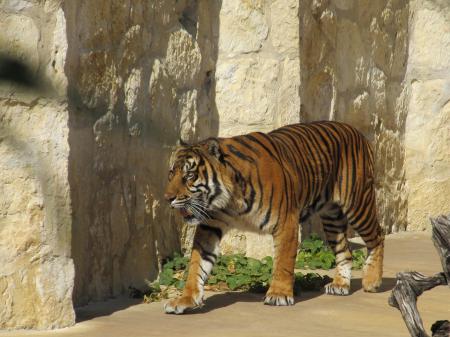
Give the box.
[187,205,207,222]
[189,204,209,221]
[189,200,210,219]
[190,199,209,212]
[191,201,209,213]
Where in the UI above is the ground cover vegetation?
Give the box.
[132,234,366,303]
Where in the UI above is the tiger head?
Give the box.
[164,138,233,224]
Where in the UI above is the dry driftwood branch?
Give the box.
[388,214,450,337]
[388,272,447,337]
[431,214,450,287]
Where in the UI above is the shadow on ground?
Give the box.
[75,297,142,323]
[350,277,397,294]
[74,277,397,321]
[185,288,325,315]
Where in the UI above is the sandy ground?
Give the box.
[3,231,449,337]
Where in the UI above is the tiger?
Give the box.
[163,121,384,314]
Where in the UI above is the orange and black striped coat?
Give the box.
[164,121,384,314]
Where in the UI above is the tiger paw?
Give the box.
[264,290,294,306]
[362,275,382,293]
[164,295,203,314]
[324,281,350,296]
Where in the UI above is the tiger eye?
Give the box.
[185,172,196,181]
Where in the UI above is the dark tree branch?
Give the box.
[388,214,450,337]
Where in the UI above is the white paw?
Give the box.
[324,282,350,296]
[264,294,294,306]
[164,301,187,314]
[163,296,203,314]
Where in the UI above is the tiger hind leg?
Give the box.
[320,203,352,296]
[360,223,384,292]
[362,238,384,292]
[345,187,384,293]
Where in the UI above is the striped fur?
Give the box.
[163,121,384,314]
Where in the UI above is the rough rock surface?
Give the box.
[0,0,220,329]
[0,1,74,329]
[404,0,450,230]
[63,0,220,307]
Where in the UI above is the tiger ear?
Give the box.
[205,138,223,159]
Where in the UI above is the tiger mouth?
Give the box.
[179,208,193,219]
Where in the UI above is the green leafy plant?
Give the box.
[351,249,366,270]
[140,253,331,303]
[139,235,366,303]
[208,254,273,291]
[295,233,367,270]
[295,234,336,269]
[158,252,189,290]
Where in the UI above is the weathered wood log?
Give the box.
[431,214,450,287]
[388,272,447,337]
[388,214,450,337]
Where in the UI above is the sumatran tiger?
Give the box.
[163,121,384,314]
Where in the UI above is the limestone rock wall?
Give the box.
[0,1,75,329]
[215,0,301,135]
[63,0,219,306]
[0,0,219,329]
[404,0,450,230]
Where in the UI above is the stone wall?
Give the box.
[0,0,219,329]
[63,0,219,307]
[0,1,74,329]
[404,0,450,230]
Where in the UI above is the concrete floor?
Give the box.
[3,232,450,337]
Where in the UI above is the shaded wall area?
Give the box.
[299,0,409,234]
[63,0,220,306]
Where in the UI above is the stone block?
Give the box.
[405,80,450,230]
[219,0,268,56]
[216,56,280,136]
[270,0,299,56]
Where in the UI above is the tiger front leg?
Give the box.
[164,224,222,314]
[264,214,298,306]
